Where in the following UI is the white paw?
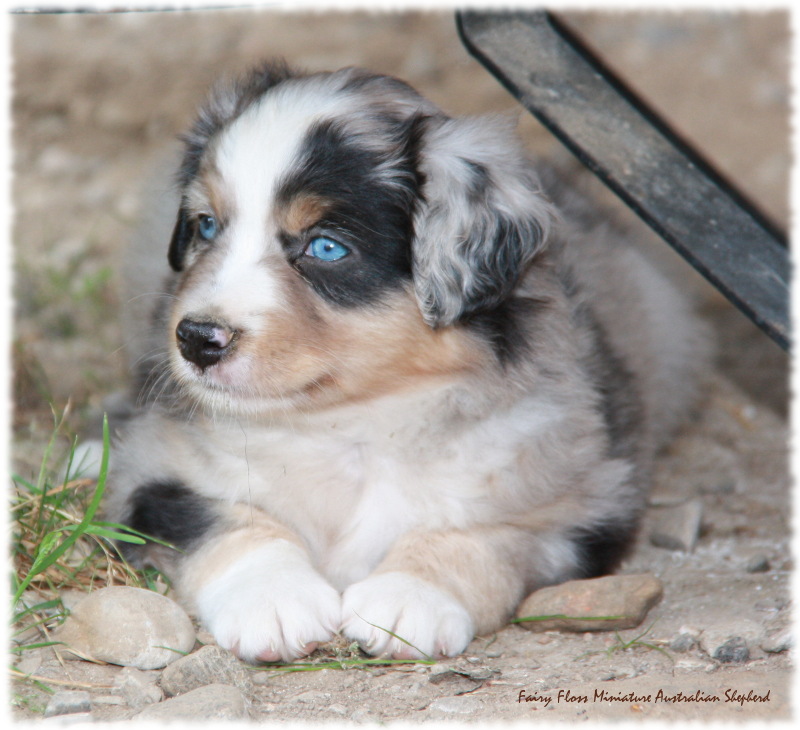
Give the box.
[340,572,474,659]
[195,540,341,663]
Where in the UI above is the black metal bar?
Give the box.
[457,10,790,350]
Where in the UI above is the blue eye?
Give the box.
[306,236,350,262]
[198,215,218,241]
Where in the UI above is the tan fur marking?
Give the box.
[374,527,545,635]
[177,505,304,608]
[245,281,492,409]
[276,193,331,235]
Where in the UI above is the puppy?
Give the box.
[105,61,709,663]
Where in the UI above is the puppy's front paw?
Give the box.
[341,571,474,659]
[194,540,341,663]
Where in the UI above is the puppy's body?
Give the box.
[106,63,708,662]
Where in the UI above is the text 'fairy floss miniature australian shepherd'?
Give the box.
[104,61,708,663]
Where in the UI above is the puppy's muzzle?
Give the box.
[176,318,237,371]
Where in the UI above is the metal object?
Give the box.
[457,10,790,350]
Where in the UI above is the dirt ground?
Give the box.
[10,7,791,724]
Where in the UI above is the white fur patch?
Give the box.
[340,571,474,659]
[194,539,341,663]
[63,439,106,483]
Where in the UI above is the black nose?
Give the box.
[176,318,237,370]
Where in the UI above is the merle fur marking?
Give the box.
[276,118,420,307]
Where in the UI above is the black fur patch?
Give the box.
[570,518,639,578]
[276,116,424,307]
[122,480,217,561]
[585,310,643,461]
[167,202,194,272]
[465,295,549,366]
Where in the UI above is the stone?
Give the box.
[160,645,253,697]
[44,690,91,718]
[649,499,704,552]
[135,684,250,721]
[713,637,750,664]
[745,554,771,573]
[115,667,163,709]
[55,586,195,670]
[669,633,697,653]
[429,668,482,695]
[760,625,792,654]
[42,712,92,725]
[515,574,663,632]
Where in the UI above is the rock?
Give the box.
[115,667,163,709]
[44,690,91,718]
[649,499,704,552]
[515,574,663,632]
[42,712,93,725]
[669,633,698,653]
[429,668,483,695]
[760,625,792,654]
[160,645,253,697]
[713,637,750,664]
[55,586,195,670]
[745,554,771,573]
[135,684,250,721]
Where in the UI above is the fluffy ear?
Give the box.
[168,202,193,272]
[411,115,555,328]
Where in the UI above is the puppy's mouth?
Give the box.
[172,345,336,414]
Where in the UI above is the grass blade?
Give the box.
[12,415,110,606]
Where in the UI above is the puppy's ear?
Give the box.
[168,202,193,272]
[411,115,555,328]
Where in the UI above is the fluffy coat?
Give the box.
[104,62,709,663]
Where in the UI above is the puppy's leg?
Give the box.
[341,526,577,659]
[122,485,340,664]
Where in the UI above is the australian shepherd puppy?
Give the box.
[104,61,708,664]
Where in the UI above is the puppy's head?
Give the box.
[164,61,553,415]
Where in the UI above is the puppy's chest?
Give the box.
[197,419,492,583]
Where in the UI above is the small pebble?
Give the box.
[760,626,792,654]
[745,555,770,573]
[649,499,703,552]
[713,637,750,664]
[160,645,253,697]
[135,684,249,721]
[44,690,91,718]
[669,633,697,653]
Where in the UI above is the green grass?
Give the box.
[10,407,169,662]
[575,621,673,663]
[252,638,436,675]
